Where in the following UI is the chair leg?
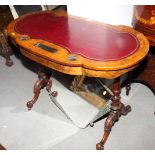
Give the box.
[126,72,132,96]
[96,77,131,150]
[0,29,13,66]
[126,83,131,96]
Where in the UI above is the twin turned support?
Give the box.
[96,77,131,150]
[26,70,131,150]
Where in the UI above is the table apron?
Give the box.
[20,48,139,79]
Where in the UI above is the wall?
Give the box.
[67,4,134,26]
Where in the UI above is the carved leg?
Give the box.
[26,70,52,110]
[46,79,58,97]
[96,77,131,150]
[0,29,13,66]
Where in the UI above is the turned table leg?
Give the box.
[96,77,131,150]
[26,69,53,110]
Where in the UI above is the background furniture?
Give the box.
[132,5,155,91]
[9,5,47,19]
[0,28,13,66]
[132,5,155,46]
[0,6,13,66]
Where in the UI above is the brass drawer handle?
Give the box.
[34,43,57,53]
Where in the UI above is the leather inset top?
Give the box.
[15,12,139,61]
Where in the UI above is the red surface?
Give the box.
[15,12,139,61]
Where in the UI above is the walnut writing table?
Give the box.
[7,11,149,149]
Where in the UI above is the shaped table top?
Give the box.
[7,11,149,78]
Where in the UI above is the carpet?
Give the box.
[1,54,155,150]
[0,107,78,150]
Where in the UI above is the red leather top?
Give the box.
[15,12,139,61]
